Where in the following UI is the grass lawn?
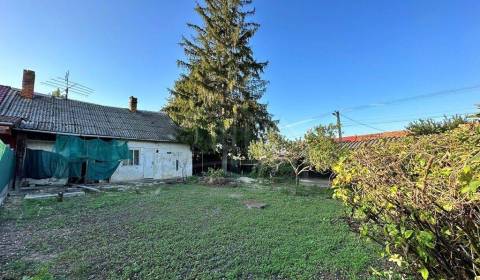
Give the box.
[0,183,381,279]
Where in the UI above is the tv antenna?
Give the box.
[41,71,94,99]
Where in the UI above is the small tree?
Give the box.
[51,88,63,98]
[249,131,310,192]
[406,115,467,135]
[249,125,339,192]
[248,131,286,179]
[282,137,311,188]
[305,124,341,172]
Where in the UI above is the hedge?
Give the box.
[332,124,480,279]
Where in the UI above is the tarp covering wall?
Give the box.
[24,149,69,179]
[53,136,129,162]
[0,139,15,194]
[86,160,121,181]
[24,135,128,181]
[53,135,128,180]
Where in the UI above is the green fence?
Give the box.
[0,139,15,199]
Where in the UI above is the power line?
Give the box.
[342,85,480,113]
[341,112,475,128]
[281,113,331,128]
[282,84,480,128]
[340,113,386,132]
[340,108,474,124]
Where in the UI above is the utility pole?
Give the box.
[332,111,342,141]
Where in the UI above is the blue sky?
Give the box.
[1,0,479,138]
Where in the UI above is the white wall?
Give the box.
[26,139,55,151]
[110,141,192,182]
[24,139,192,183]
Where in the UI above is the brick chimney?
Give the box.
[129,96,137,112]
[21,69,35,99]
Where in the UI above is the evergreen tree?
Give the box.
[165,0,277,172]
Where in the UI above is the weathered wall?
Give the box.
[26,139,55,151]
[110,141,192,182]
[22,139,192,183]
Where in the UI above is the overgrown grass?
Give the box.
[0,183,381,279]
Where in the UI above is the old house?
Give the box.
[0,70,192,188]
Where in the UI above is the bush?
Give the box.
[206,168,226,178]
[201,168,232,186]
[333,124,480,279]
[406,115,467,136]
[250,163,293,178]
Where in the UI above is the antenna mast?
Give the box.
[65,71,70,99]
[41,71,94,99]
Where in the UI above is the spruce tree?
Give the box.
[165,0,277,172]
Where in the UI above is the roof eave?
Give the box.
[13,128,181,144]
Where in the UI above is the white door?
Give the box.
[143,149,155,178]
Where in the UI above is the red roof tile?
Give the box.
[339,131,408,143]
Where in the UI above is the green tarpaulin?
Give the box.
[23,136,128,180]
[54,135,128,161]
[68,161,83,178]
[0,140,15,192]
[86,160,121,181]
[52,135,128,180]
[24,149,69,179]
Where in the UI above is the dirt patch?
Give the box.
[0,220,30,264]
[242,200,268,209]
[197,177,242,189]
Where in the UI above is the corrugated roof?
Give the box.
[0,85,180,142]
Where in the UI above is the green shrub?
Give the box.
[406,115,468,136]
[250,162,293,178]
[333,124,480,279]
[206,167,226,178]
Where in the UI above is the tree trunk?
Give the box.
[222,149,228,173]
[295,174,299,195]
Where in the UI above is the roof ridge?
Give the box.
[0,84,179,142]
[5,85,167,115]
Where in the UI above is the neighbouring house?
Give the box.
[339,130,408,149]
[0,70,192,188]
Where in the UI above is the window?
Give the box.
[176,159,179,171]
[123,149,140,166]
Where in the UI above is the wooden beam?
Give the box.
[0,126,11,135]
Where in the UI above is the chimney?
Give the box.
[21,69,35,99]
[129,96,137,112]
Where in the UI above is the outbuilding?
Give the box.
[0,70,192,187]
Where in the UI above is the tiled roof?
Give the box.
[340,131,408,142]
[339,137,402,150]
[0,85,10,105]
[0,85,180,142]
[0,115,22,126]
[338,131,407,149]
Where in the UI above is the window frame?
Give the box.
[123,149,140,166]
